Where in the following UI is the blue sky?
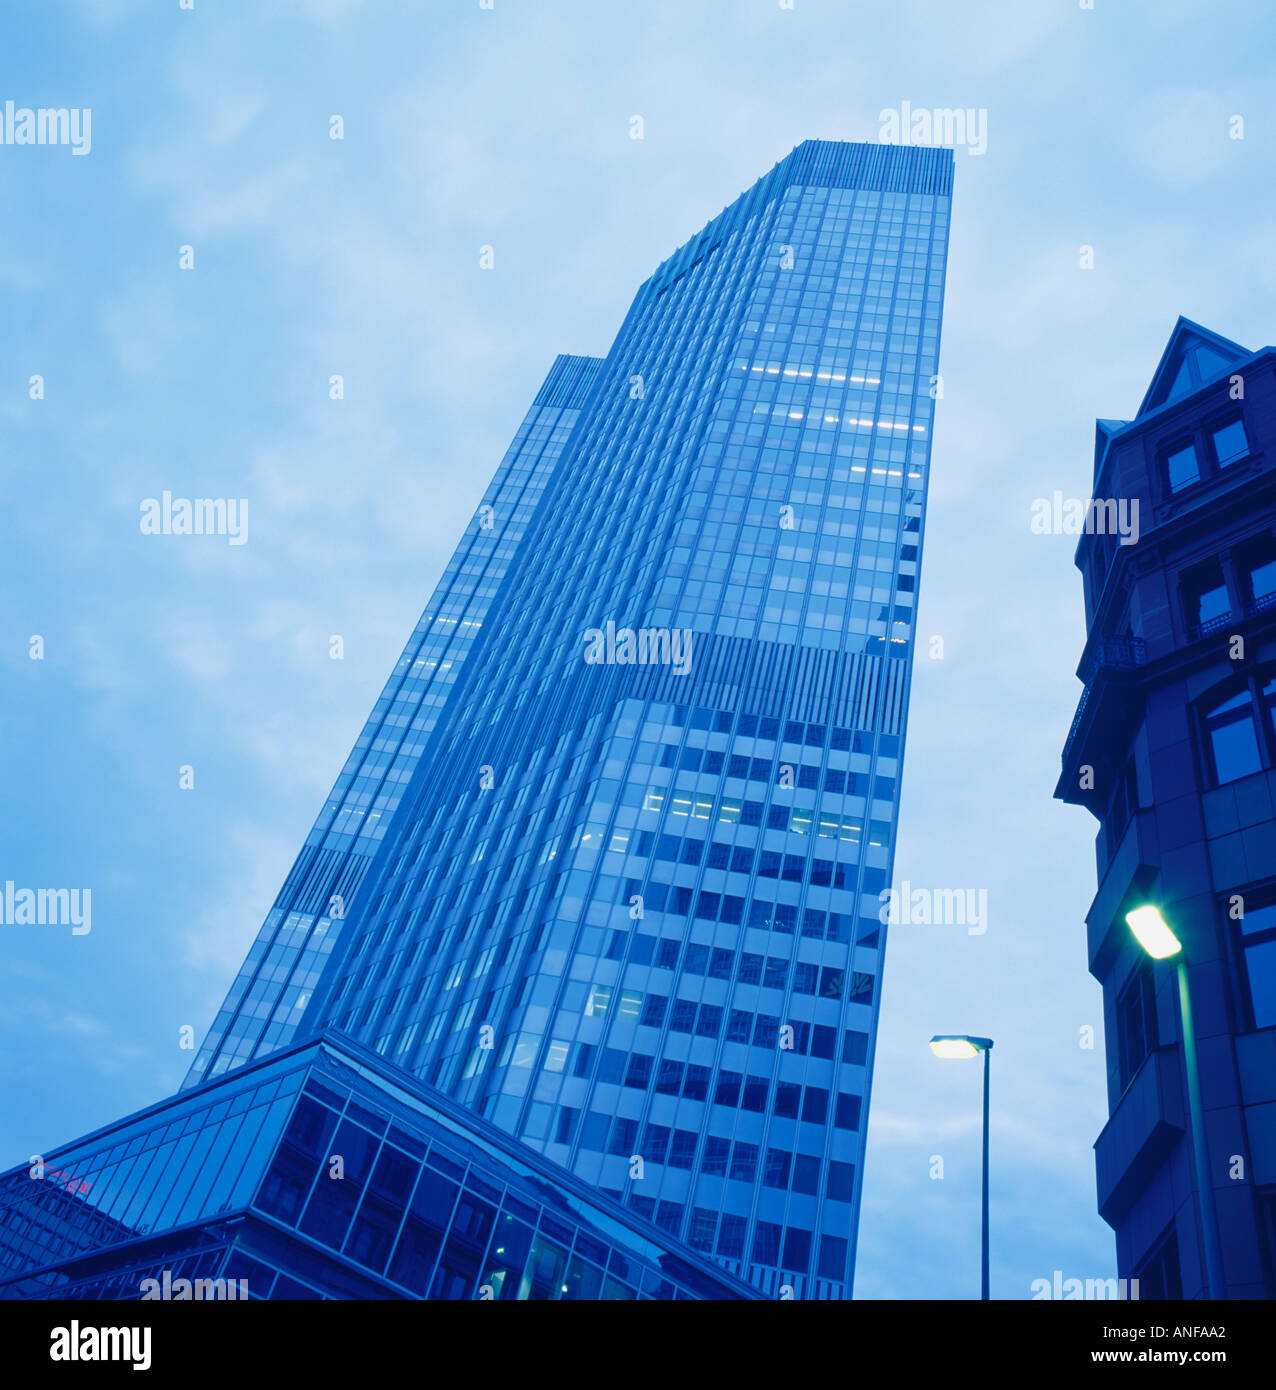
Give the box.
[2,0,1274,1298]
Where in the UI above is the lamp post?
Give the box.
[929,1034,993,1299]
[1125,905,1226,1300]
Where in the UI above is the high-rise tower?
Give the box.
[299,139,954,1298]
[1,140,953,1301]
[184,354,606,1086]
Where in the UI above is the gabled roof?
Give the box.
[1135,316,1250,419]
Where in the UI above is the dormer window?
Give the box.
[1212,417,1250,467]
[1165,442,1200,493]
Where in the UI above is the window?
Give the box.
[607,1117,637,1156]
[1211,417,1249,467]
[1183,560,1230,634]
[763,1148,791,1189]
[641,1122,670,1163]
[668,999,696,1033]
[702,1136,729,1175]
[819,1234,849,1282]
[791,1154,819,1194]
[712,1071,741,1108]
[1203,687,1263,784]
[1165,442,1199,494]
[667,1130,696,1169]
[695,1003,723,1038]
[834,1093,862,1130]
[1106,759,1139,857]
[717,1214,747,1260]
[1234,897,1276,1030]
[1239,534,1276,611]
[826,1160,855,1202]
[623,1053,652,1089]
[751,1220,781,1267]
[726,1009,752,1042]
[1199,669,1276,785]
[742,1076,769,1111]
[687,1208,717,1251]
[729,1142,758,1182]
[682,1064,710,1101]
[801,1087,828,1123]
[655,1060,682,1095]
[1134,1226,1183,1300]
[781,1226,811,1273]
[640,994,667,1028]
[1259,1189,1276,1298]
[1116,959,1157,1090]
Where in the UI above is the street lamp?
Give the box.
[929,1033,994,1299]
[1124,904,1226,1300]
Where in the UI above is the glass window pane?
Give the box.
[1249,560,1276,603]
[1243,938,1276,1028]
[1212,418,1248,466]
[1166,444,1199,493]
[1206,690,1262,783]
[1196,583,1230,626]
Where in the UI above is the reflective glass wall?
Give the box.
[302,142,953,1298]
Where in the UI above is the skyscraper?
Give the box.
[184,354,606,1087]
[292,138,953,1299]
[1,139,953,1301]
[1056,318,1276,1298]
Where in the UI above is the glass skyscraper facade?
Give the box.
[2,139,953,1301]
[300,139,953,1298]
[184,355,605,1086]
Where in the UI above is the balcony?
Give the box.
[1188,611,1236,642]
[1094,1044,1185,1227]
[1084,808,1158,980]
[1187,589,1276,641]
[1058,636,1148,802]
[1078,634,1148,686]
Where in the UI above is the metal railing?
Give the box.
[1078,635,1148,686]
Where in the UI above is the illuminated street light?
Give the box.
[1125,904,1182,960]
[929,1034,993,1299]
[1125,905,1225,1299]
